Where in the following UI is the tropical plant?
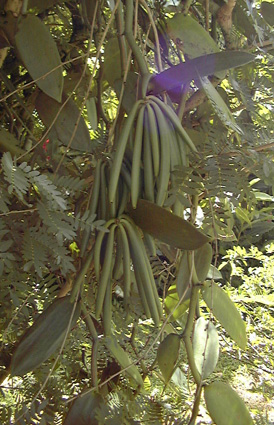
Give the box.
[0,0,274,423]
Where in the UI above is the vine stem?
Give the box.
[183,282,201,386]
[125,0,148,76]
[81,303,98,388]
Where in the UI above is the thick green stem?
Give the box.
[70,249,94,301]
[188,385,202,425]
[115,0,127,76]
[81,303,98,387]
[125,0,148,76]
[177,83,190,122]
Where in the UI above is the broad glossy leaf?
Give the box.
[63,391,104,425]
[36,92,93,152]
[199,76,243,134]
[157,333,180,383]
[202,282,247,349]
[104,335,143,387]
[204,381,253,425]
[149,51,255,96]
[193,317,219,379]
[127,200,211,250]
[15,15,63,102]
[261,2,274,27]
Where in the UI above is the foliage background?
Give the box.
[0,0,274,423]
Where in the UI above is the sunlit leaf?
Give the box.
[193,317,219,379]
[204,381,253,425]
[199,76,243,134]
[202,282,247,349]
[165,285,190,321]
[104,335,143,387]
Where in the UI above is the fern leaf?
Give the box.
[37,202,76,244]
[32,173,67,210]
[2,153,30,199]
[23,229,48,277]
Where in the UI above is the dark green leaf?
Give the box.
[149,51,255,95]
[15,15,63,102]
[63,391,104,425]
[261,2,274,27]
[127,200,211,250]
[157,333,180,383]
[35,92,93,152]
[103,37,123,87]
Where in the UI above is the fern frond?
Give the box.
[23,229,48,277]
[52,174,86,193]
[2,153,30,200]
[32,173,67,210]
[37,202,76,245]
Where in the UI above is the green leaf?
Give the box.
[35,92,93,152]
[195,243,212,282]
[261,2,274,27]
[0,129,26,158]
[165,285,190,321]
[15,15,63,102]
[171,367,187,389]
[207,265,223,281]
[254,192,274,202]
[193,317,219,379]
[199,76,243,134]
[127,200,211,250]
[202,282,247,349]
[204,381,254,425]
[104,335,143,387]
[176,252,191,299]
[86,97,98,131]
[235,207,251,225]
[149,51,255,96]
[11,297,81,376]
[63,391,104,425]
[157,333,180,383]
[103,37,123,87]
[167,14,220,59]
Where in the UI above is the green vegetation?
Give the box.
[0,0,274,423]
